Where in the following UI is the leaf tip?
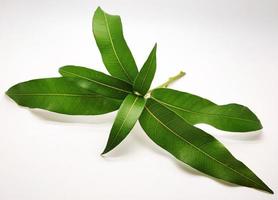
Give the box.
[264,185,274,194]
[5,87,13,98]
[179,71,186,76]
[96,6,102,11]
[58,67,64,75]
[95,6,108,16]
[153,43,157,52]
[94,6,104,20]
[258,121,263,130]
[101,147,110,156]
[58,65,71,75]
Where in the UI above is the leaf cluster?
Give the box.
[6,7,273,194]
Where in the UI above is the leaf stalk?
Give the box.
[147,71,185,95]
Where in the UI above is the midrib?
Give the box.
[151,97,258,123]
[103,12,132,82]
[8,93,101,98]
[109,96,139,147]
[144,105,264,189]
[138,49,155,92]
[60,70,131,94]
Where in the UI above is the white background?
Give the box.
[0,0,278,199]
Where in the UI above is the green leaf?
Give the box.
[151,88,262,132]
[6,77,121,115]
[102,94,146,154]
[59,65,132,99]
[133,44,157,95]
[139,98,272,193]
[93,7,138,84]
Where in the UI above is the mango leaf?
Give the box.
[139,98,272,193]
[102,94,146,154]
[133,44,157,95]
[93,7,138,84]
[151,88,262,132]
[6,77,121,115]
[59,65,132,99]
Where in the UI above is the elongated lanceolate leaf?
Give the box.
[59,65,132,99]
[6,78,121,115]
[133,44,157,95]
[151,88,262,132]
[139,98,272,193]
[102,94,146,154]
[93,7,138,83]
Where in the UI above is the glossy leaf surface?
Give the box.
[102,94,146,154]
[151,88,262,132]
[133,44,157,95]
[59,65,132,99]
[139,98,272,193]
[6,78,121,115]
[93,7,138,83]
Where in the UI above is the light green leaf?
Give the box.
[139,98,272,193]
[6,77,121,115]
[102,94,146,154]
[59,65,132,99]
[151,88,262,132]
[133,44,157,95]
[93,7,138,83]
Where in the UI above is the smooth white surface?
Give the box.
[0,0,277,199]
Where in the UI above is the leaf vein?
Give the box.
[139,49,155,92]
[144,105,264,189]
[102,11,132,82]
[151,97,258,124]
[109,96,139,147]
[8,93,101,98]
[60,69,131,94]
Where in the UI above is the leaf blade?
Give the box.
[102,94,146,154]
[6,77,121,115]
[151,88,262,132]
[93,7,138,83]
[133,44,157,95]
[59,65,132,99]
[139,98,272,193]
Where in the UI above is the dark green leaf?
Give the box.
[102,94,146,154]
[151,88,262,132]
[6,77,121,115]
[139,98,272,193]
[133,44,157,95]
[93,7,138,83]
[59,65,132,99]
